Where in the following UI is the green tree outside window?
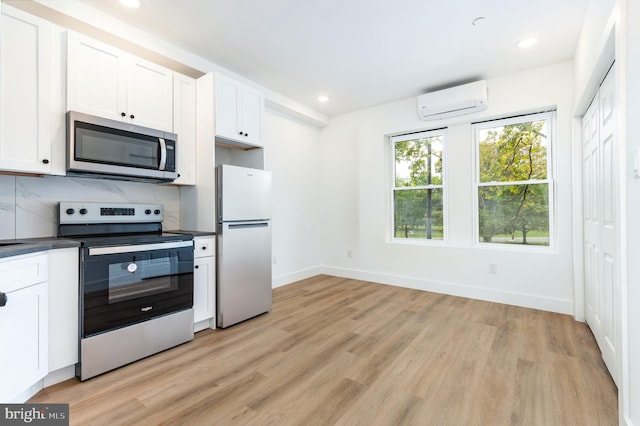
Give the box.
[392,132,444,240]
[476,115,552,246]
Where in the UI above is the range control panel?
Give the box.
[59,202,164,224]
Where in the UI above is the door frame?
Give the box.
[572,18,625,395]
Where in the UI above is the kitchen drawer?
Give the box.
[0,252,48,293]
[194,237,215,258]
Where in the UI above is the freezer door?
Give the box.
[217,221,272,328]
[218,165,271,222]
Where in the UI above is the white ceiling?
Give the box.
[76,0,589,117]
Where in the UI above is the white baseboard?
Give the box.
[12,381,44,403]
[273,265,323,288]
[8,368,75,403]
[300,265,574,315]
[194,318,215,332]
[43,366,76,388]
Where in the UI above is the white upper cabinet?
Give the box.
[67,32,173,132]
[172,73,197,185]
[0,6,55,174]
[215,73,264,147]
[127,59,174,131]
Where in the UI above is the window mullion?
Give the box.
[477,179,551,187]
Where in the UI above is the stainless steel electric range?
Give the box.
[58,202,194,381]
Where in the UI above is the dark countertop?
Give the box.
[0,237,81,260]
[167,230,216,237]
[0,230,214,260]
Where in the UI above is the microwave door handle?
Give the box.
[158,138,167,170]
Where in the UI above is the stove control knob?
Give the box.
[145,209,151,215]
[79,208,88,215]
[65,208,75,215]
[154,209,161,215]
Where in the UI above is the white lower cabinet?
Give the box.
[47,248,79,373]
[193,236,215,330]
[0,253,48,403]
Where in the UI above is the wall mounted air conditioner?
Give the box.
[417,80,488,120]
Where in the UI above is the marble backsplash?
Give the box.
[0,174,180,240]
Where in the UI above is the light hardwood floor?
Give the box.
[30,275,618,425]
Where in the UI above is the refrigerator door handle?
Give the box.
[228,222,269,229]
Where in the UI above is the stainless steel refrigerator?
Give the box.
[216,164,272,328]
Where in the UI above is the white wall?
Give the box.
[573,0,616,111]
[620,0,640,423]
[319,61,575,314]
[264,109,324,286]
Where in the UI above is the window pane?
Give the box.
[394,189,443,240]
[478,183,549,246]
[478,120,548,183]
[395,136,443,187]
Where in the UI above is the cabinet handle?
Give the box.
[194,265,199,269]
[130,114,135,119]
[201,246,207,250]
[42,159,49,164]
[121,112,126,117]
[0,291,7,307]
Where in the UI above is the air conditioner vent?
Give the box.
[417,80,488,120]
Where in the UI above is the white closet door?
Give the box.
[583,64,619,385]
[583,91,600,345]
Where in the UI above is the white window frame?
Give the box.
[472,111,556,251]
[390,128,448,244]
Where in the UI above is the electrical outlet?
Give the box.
[489,263,497,274]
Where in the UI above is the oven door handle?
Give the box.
[88,240,193,256]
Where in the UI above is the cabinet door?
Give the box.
[0,282,48,402]
[214,73,264,147]
[172,73,196,185]
[193,256,215,323]
[0,6,53,174]
[67,33,173,132]
[128,58,173,132]
[215,74,241,141]
[241,86,264,147]
[67,32,127,122]
[47,248,79,372]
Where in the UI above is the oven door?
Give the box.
[80,240,193,337]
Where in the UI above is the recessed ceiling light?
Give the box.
[472,17,486,26]
[517,37,538,49]
[119,0,141,8]
[317,95,330,103]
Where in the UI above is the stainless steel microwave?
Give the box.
[66,111,178,183]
